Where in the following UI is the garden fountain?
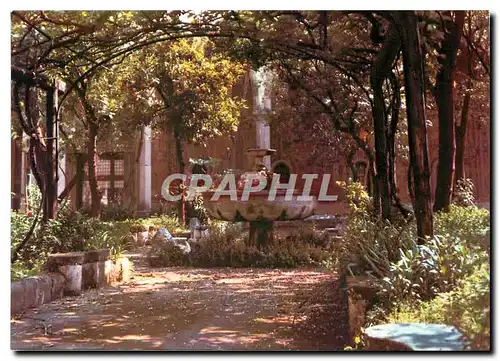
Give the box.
[201,68,319,247]
[201,148,317,247]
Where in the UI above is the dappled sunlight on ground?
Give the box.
[11,264,347,350]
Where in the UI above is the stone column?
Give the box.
[250,69,272,170]
[57,152,66,198]
[136,126,152,216]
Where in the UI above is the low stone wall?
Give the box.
[11,273,65,316]
[11,249,131,316]
[346,276,380,343]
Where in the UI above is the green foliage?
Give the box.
[148,223,332,268]
[434,204,490,250]
[9,198,179,278]
[339,180,373,214]
[381,234,488,302]
[144,38,248,146]
[337,181,490,301]
[336,180,416,278]
[100,200,135,221]
[11,210,131,274]
[360,205,490,351]
[338,181,490,349]
[452,178,476,207]
[11,262,44,282]
[388,263,490,351]
[89,220,133,257]
[25,181,43,213]
[134,215,185,233]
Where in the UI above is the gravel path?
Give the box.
[11,262,349,351]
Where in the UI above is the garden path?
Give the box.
[11,256,348,351]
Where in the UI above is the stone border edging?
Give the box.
[11,249,131,316]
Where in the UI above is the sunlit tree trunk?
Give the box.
[78,88,102,219]
[87,121,101,218]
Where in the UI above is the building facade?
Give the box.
[11,70,491,215]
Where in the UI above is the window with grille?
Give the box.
[84,153,125,202]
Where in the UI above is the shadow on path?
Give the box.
[11,263,349,351]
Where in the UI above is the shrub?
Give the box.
[381,234,489,303]
[136,215,185,233]
[434,204,490,250]
[11,209,133,278]
[11,261,44,281]
[335,180,416,278]
[100,199,135,221]
[387,262,490,351]
[337,181,490,298]
[147,222,333,268]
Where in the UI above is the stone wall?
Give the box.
[11,273,65,315]
[11,249,131,316]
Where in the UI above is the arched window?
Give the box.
[272,161,291,183]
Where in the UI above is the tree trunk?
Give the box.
[248,220,274,249]
[362,148,378,213]
[29,137,46,202]
[433,11,465,212]
[76,86,102,218]
[370,24,401,220]
[387,71,409,218]
[173,125,185,174]
[395,11,434,242]
[44,83,57,220]
[455,12,474,188]
[75,153,85,210]
[407,163,416,210]
[11,135,23,210]
[173,123,186,223]
[87,122,101,218]
[455,91,470,184]
[12,83,48,217]
[57,174,77,201]
[347,150,358,182]
[366,161,376,210]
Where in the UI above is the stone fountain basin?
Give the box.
[202,190,316,222]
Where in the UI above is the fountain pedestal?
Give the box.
[241,148,276,248]
[249,219,274,248]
